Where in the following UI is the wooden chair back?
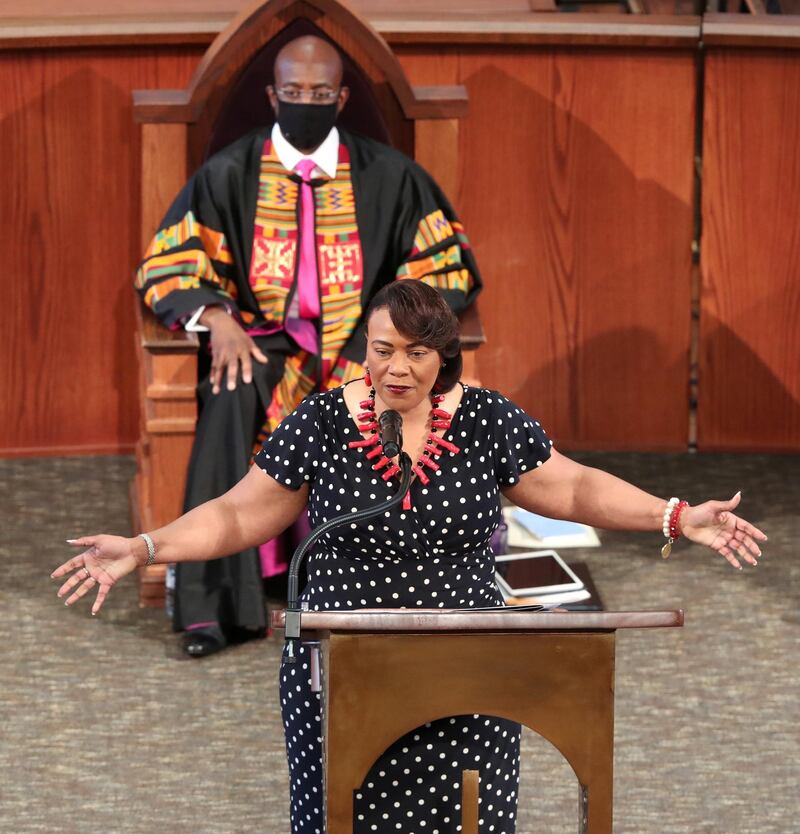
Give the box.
[131,0,482,606]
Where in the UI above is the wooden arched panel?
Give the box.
[132,0,467,168]
[206,17,393,159]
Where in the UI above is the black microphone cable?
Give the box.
[283,451,412,662]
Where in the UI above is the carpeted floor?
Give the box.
[1,452,797,834]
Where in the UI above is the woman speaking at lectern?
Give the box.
[51,280,765,833]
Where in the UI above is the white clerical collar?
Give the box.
[271,122,339,179]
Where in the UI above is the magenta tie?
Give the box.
[286,158,321,355]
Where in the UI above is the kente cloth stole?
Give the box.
[255,352,365,450]
[248,140,366,443]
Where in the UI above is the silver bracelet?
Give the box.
[138,533,156,566]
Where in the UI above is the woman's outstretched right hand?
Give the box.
[51,535,141,615]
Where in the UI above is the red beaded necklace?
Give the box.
[347,388,461,510]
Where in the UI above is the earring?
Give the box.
[364,368,372,387]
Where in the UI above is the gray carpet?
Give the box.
[1,452,797,833]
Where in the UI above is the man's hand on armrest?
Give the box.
[200,306,268,394]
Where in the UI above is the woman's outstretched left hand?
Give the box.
[679,492,767,570]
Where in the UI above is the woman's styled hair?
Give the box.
[366,280,463,392]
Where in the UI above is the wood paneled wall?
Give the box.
[397,46,695,450]
[0,47,203,455]
[699,47,800,452]
[1,13,798,455]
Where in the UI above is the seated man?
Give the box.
[135,35,482,657]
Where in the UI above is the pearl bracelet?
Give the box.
[662,498,679,537]
[138,532,156,566]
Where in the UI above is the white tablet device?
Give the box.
[494,550,584,597]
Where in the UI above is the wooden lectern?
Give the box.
[273,607,683,834]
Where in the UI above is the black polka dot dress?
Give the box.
[254,384,552,834]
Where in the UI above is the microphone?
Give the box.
[283,410,410,663]
[378,409,403,458]
[284,447,413,661]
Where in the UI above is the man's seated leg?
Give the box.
[173,351,286,657]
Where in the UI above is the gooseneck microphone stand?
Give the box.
[283,451,412,662]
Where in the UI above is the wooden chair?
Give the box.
[131,0,485,607]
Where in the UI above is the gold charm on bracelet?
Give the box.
[661,539,673,559]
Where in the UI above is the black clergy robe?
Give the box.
[135,126,482,634]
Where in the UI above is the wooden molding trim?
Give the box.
[702,13,800,47]
[145,384,197,401]
[145,417,198,434]
[271,608,685,632]
[133,83,469,123]
[2,11,704,52]
[377,13,701,46]
[0,443,137,458]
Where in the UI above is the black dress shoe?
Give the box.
[182,625,228,658]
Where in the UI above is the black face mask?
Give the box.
[276,101,338,152]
